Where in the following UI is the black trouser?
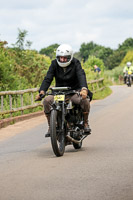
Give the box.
[43,94,90,114]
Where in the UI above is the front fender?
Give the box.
[51,102,61,111]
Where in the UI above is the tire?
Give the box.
[127,76,132,87]
[50,110,65,157]
[73,141,82,149]
[73,110,83,149]
[130,77,132,86]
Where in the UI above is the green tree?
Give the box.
[12,28,32,50]
[104,38,133,69]
[13,50,51,87]
[121,50,133,65]
[0,40,28,91]
[118,37,133,51]
[91,46,113,67]
[79,42,114,68]
[0,29,51,91]
[106,50,126,69]
[79,41,98,61]
[83,55,105,80]
[39,43,59,59]
[84,55,105,71]
[73,51,82,61]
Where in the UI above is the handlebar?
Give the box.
[50,86,71,91]
[35,87,80,102]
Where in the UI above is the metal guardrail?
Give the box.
[0,78,105,118]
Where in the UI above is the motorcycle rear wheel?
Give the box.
[50,110,65,157]
[127,76,132,87]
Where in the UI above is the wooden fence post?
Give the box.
[9,95,12,117]
[31,92,33,105]
[21,94,23,115]
[1,96,4,111]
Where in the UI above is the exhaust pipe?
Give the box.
[66,135,87,144]
[66,135,81,144]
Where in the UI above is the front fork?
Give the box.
[51,101,66,133]
[61,102,65,130]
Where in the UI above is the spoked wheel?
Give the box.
[50,110,65,157]
[127,77,132,87]
[73,111,83,149]
[130,77,132,87]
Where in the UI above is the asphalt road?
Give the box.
[0,85,133,200]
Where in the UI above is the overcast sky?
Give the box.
[0,0,133,52]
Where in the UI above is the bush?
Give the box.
[121,50,133,65]
[0,41,51,91]
[82,56,105,81]
[104,66,123,84]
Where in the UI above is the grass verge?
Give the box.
[93,86,112,100]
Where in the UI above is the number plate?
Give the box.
[54,95,65,101]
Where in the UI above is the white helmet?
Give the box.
[127,62,131,67]
[56,44,73,67]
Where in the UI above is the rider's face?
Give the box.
[59,56,67,63]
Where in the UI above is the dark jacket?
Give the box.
[40,57,93,100]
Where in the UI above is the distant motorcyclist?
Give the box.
[36,44,93,137]
[123,62,133,84]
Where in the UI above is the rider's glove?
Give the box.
[35,90,45,101]
[80,87,88,99]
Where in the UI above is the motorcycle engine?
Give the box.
[65,113,77,124]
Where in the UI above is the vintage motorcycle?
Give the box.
[126,71,132,87]
[37,87,90,157]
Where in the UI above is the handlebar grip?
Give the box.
[35,98,42,102]
[35,94,45,101]
[39,94,45,98]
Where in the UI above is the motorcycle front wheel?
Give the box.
[50,110,65,157]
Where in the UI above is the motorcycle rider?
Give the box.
[36,44,93,137]
[123,62,133,83]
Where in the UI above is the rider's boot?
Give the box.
[45,113,50,137]
[83,112,91,135]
